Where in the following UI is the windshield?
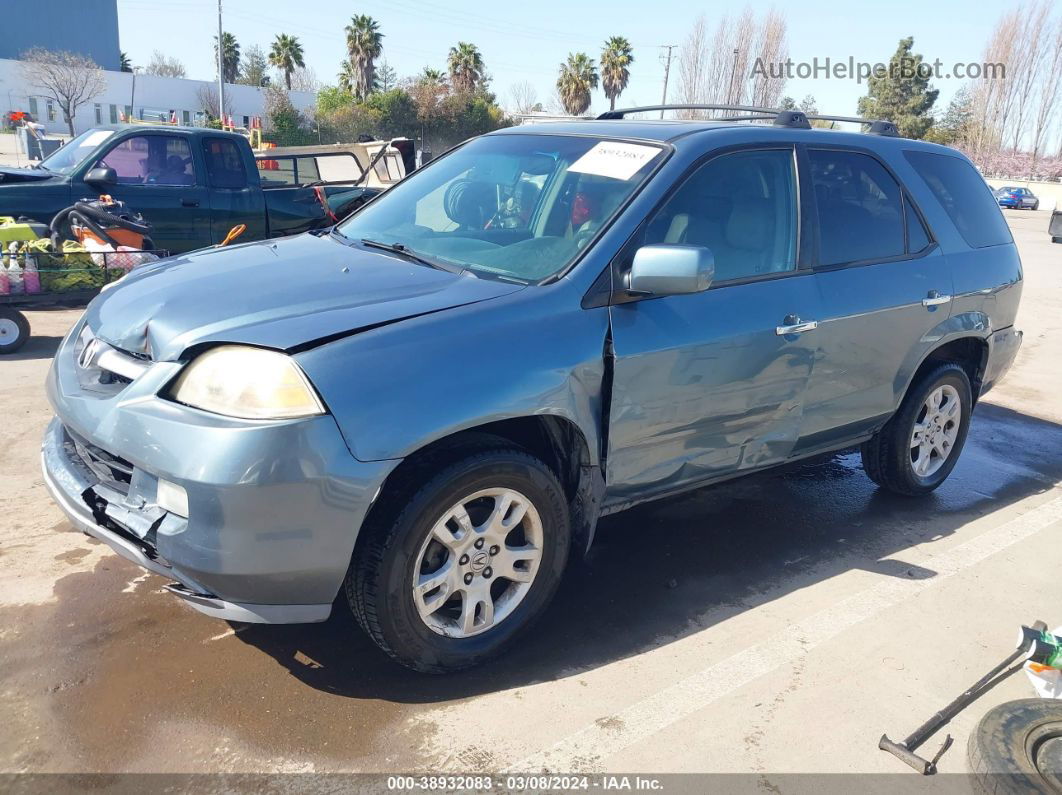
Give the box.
[336,133,664,283]
[39,128,117,174]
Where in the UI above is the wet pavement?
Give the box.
[1,210,1060,776]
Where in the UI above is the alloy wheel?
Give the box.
[412,487,543,638]
[910,384,962,478]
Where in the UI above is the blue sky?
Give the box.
[116,0,1002,117]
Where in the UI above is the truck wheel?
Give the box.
[861,362,972,496]
[0,308,30,354]
[347,445,571,673]
[967,698,1062,795]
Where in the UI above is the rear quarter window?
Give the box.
[903,151,1012,249]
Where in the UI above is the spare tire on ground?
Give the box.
[968,698,1062,794]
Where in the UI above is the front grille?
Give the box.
[74,326,150,395]
[67,428,134,495]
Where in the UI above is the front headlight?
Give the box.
[170,345,325,420]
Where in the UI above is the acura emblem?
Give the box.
[78,338,101,370]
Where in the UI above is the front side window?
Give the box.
[809,149,905,266]
[643,149,798,281]
[337,134,665,283]
[904,150,1012,249]
[202,138,248,188]
[99,135,195,185]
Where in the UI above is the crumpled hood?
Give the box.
[0,165,57,184]
[85,232,524,361]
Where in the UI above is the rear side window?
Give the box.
[202,137,248,189]
[808,149,905,266]
[903,151,1012,248]
[905,199,931,253]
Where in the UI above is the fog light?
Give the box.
[157,479,189,518]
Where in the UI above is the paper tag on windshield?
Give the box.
[569,142,659,181]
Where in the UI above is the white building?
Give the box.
[0,57,315,137]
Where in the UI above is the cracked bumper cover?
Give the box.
[43,341,398,623]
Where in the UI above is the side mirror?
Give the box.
[628,244,714,297]
[85,166,117,186]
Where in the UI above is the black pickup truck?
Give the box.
[0,125,412,253]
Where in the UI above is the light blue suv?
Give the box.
[42,106,1023,672]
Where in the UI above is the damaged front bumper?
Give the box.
[42,322,399,624]
[41,419,336,623]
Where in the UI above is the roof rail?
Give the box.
[804,114,901,137]
[597,104,778,120]
[597,104,903,137]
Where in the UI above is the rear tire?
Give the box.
[347,445,571,673]
[861,362,972,496]
[0,308,29,354]
[967,698,1062,795]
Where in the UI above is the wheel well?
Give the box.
[403,416,593,500]
[916,337,988,401]
[360,416,594,543]
[351,416,600,570]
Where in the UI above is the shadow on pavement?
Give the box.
[234,401,1062,702]
[4,334,63,361]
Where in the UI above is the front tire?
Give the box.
[861,362,972,496]
[347,445,571,673]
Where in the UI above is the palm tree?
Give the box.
[344,14,383,100]
[421,66,446,85]
[337,60,357,94]
[214,31,240,84]
[556,53,599,116]
[447,42,484,93]
[119,52,132,73]
[269,34,305,91]
[600,36,634,112]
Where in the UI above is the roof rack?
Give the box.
[596,104,902,137]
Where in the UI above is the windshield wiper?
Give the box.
[360,239,465,275]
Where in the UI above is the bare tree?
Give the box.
[968,2,1062,164]
[969,9,1021,155]
[19,48,106,136]
[288,66,320,93]
[750,9,788,109]
[1031,15,1062,161]
[1007,0,1052,150]
[196,84,233,121]
[145,50,187,79]
[676,8,788,118]
[510,81,539,115]
[675,15,709,115]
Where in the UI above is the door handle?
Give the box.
[181,198,200,207]
[775,316,819,336]
[922,290,952,307]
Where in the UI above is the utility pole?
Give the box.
[725,48,740,114]
[658,45,677,118]
[217,0,225,125]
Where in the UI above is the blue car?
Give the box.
[42,106,1023,671]
[996,186,1040,210]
